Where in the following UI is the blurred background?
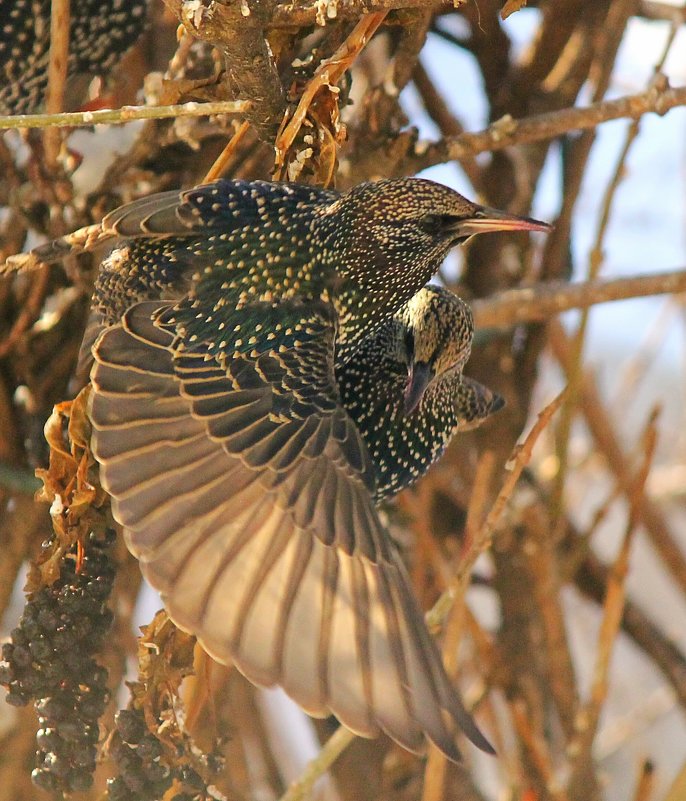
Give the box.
[1,1,685,800]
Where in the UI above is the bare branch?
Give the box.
[409,75,686,172]
[163,0,285,140]
[470,269,686,329]
[0,99,250,130]
[43,0,70,167]
[550,322,686,597]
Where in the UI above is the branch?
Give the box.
[44,0,70,167]
[574,549,686,711]
[163,0,285,140]
[426,388,567,630]
[0,100,250,130]
[409,74,686,172]
[249,0,448,28]
[278,725,355,801]
[470,269,686,330]
[550,322,686,598]
[568,411,658,797]
[639,1,686,22]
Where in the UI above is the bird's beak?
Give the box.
[403,361,434,416]
[451,206,552,238]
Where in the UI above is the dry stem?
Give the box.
[44,0,70,167]
[471,269,686,329]
[0,99,249,130]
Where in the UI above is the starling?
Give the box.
[30,178,549,759]
[0,0,149,114]
[338,285,503,503]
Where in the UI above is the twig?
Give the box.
[470,269,686,329]
[44,0,70,167]
[551,110,643,524]
[663,759,686,801]
[572,545,686,712]
[277,725,354,801]
[568,410,659,796]
[631,760,655,801]
[550,321,686,597]
[610,297,680,410]
[0,265,51,357]
[412,61,481,190]
[421,453,495,801]
[426,389,567,631]
[639,1,686,23]
[203,120,251,182]
[521,502,578,738]
[0,99,250,130]
[551,17,678,530]
[509,700,571,801]
[408,75,686,173]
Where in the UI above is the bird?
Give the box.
[337,284,504,503]
[0,0,149,114]
[28,177,549,759]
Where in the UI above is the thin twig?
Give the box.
[631,760,655,801]
[470,269,686,329]
[551,113,643,524]
[610,297,680,410]
[550,321,686,597]
[277,725,354,801]
[0,265,51,357]
[409,75,686,173]
[203,120,251,182]
[0,99,250,130]
[421,452,495,801]
[426,389,567,631]
[44,0,71,167]
[509,700,571,801]
[551,19,678,529]
[663,759,686,801]
[568,410,659,795]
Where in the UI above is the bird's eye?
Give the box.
[418,213,456,236]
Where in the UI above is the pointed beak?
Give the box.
[452,206,552,238]
[403,361,434,416]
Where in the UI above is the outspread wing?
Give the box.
[26,180,338,267]
[89,299,492,760]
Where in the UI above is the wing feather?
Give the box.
[88,298,492,760]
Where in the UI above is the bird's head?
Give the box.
[319,178,551,290]
[395,285,474,415]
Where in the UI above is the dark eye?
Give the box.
[404,329,415,358]
[418,214,456,236]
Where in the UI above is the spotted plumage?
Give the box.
[0,0,149,114]
[338,285,504,503]
[28,178,549,760]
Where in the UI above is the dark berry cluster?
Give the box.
[0,530,116,794]
[106,706,223,801]
[106,708,173,801]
